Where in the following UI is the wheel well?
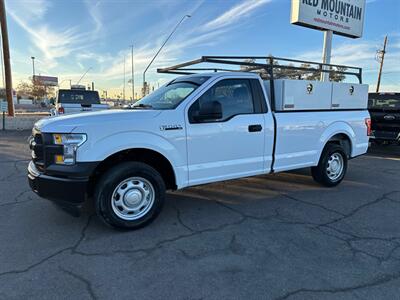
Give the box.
[88,148,177,196]
[326,133,352,157]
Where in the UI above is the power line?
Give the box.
[142,14,191,96]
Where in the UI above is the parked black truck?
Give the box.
[368,92,400,144]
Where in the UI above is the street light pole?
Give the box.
[31,56,35,80]
[142,14,191,96]
[131,44,134,102]
[123,55,126,101]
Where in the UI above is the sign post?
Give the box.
[321,30,333,81]
[0,100,8,130]
[291,0,366,81]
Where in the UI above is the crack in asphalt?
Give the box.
[0,215,94,278]
[314,226,400,264]
[0,190,34,207]
[0,160,28,182]
[72,215,247,258]
[274,271,400,300]
[60,267,97,300]
[1,150,400,298]
[179,234,246,260]
[172,203,195,232]
[3,190,399,297]
[318,191,400,227]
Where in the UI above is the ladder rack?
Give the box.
[157,56,362,83]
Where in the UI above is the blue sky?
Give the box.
[7,0,400,97]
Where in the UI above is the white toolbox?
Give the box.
[264,79,332,111]
[263,79,368,111]
[331,82,368,109]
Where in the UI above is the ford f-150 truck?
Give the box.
[28,56,371,229]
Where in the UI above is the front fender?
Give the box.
[76,131,185,168]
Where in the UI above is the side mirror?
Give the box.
[195,100,222,122]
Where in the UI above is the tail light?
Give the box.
[58,107,64,114]
[365,118,372,136]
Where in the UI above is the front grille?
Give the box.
[29,131,63,172]
[30,132,45,171]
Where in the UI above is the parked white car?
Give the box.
[28,57,371,229]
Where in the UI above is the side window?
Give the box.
[189,79,255,123]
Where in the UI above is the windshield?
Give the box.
[58,90,100,105]
[368,94,400,110]
[133,78,208,110]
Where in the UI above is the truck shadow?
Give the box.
[368,143,400,159]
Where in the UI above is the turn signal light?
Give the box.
[365,118,372,136]
[55,155,64,164]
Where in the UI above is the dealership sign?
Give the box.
[291,0,366,38]
[33,75,58,86]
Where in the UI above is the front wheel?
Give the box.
[94,162,165,229]
[311,144,348,187]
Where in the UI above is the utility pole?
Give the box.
[123,55,126,101]
[131,44,134,102]
[376,35,388,93]
[0,0,14,116]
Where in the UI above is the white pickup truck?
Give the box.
[51,87,109,116]
[28,57,371,229]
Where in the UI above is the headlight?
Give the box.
[53,133,87,165]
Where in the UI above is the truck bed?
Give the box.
[273,110,370,172]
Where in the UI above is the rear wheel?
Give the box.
[311,144,348,187]
[94,162,165,229]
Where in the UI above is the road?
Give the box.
[0,130,399,299]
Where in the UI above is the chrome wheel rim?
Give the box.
[111,177,155,221]
[326,152,344,181]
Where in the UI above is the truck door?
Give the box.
[185,78,268,186]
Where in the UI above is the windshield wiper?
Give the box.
[131,103,153,109]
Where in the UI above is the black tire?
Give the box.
[94,161,165,229]
[311,144,348,187]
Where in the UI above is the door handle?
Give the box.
[248,124,262,132]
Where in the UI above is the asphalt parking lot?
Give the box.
[1,130,399,299]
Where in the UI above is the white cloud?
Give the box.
[6,0,51,20]
[203,0,272,31]
[296,38,400,74]
[295,36,400,91]
[8,0,101,71]
[84,0,103,33]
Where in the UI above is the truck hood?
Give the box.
[35,109,162,133]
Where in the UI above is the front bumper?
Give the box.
[28,161,91,208]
